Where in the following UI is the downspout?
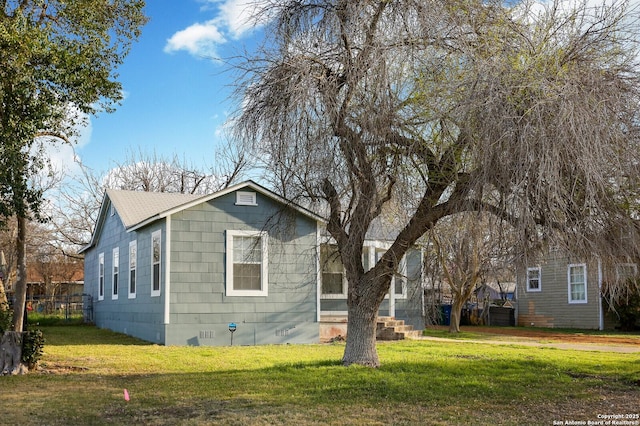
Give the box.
[597,257,604,331]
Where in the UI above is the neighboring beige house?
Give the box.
[516,250,638,330]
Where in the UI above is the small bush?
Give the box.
[0,303,12,335]
[605,277,640,331]
[21,328,45,370]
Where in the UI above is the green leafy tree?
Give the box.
[0,1,147,339]
[233,0,640,367]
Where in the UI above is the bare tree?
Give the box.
[48,143,250,254]
[233,0,640,366]
[429,213,507,333]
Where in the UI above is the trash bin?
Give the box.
[441,304,452,326]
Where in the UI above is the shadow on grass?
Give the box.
[39,324,153,346]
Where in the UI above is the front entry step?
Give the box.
[376,317,421,341]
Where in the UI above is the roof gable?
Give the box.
[80,181,324,253]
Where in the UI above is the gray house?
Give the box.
[81,181,426,346]
[81,181,324,346]
[516,251,638,330]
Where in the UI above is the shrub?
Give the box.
[604,277,640,331]
[0,302,12,335]
[21,328,45,370]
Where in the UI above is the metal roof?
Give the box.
[106,189,203,229]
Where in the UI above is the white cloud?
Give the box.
[217,0,259,39]
[164,20,227,57]
[165,0,266,59]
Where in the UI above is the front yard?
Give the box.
[2,324,638,425]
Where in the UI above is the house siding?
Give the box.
[164,191,319,346]
[84,202,167,343]
[517,252,601,329]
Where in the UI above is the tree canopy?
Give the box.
[1,0,147,336]
[233,0,640,366]
[1,0,147,220]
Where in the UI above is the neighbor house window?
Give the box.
[129,240,137,299]
[151,230,161,297]
[112,247,119,300]
[98,253,105,301]
[568,264,587,303]
[527,267,541,292]
[226,230,268,296]
[321,244,346,298]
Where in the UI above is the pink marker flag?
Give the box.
[124,389,130,401]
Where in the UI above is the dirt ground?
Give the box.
[455,325,640,345]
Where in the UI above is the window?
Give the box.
[236,191,257,206]
[226,230,268,296]
[527,267,541,292]
[112,247,119,299]
[151,230,161,297]
[98,253,105,301]
[321,244,346,298]
[129,240,137,299]
[568,264,587,303]
[395,257,408,298]
[375,247,407,299]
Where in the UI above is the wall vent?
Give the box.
[236,191,257,206]
[199,330,215,339]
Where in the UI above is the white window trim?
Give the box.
[128,240,137,299]
[320,244,347,299]
[226,230,268,297]
[151,230,162,297]
[112,247,119,300]
[98,252,105,301]
[568,263,588,304]
[526,266,542,292]
[235,191,258,206]
[375,247,408,300]
[320,273,348,299]
[393,256,408,299]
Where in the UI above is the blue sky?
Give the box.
[60,0,264,177]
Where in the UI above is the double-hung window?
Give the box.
[526,267,541,292]
[129,240,137,299]
[98,253,105,301]
[151,230,161,297]
[112,247,119,300]
[226,230,268,297]
[375,247,407,299]
[320,244,346,298]
[568,264,587,303]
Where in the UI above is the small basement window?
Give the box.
[236,191,257,206]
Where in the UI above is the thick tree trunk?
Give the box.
[342,304,380,367]
[12,216,27,332]
[342,272,391,368]
[449,299,464,333]
[1,331,26,375]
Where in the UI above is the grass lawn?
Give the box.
[2,324,639,425]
